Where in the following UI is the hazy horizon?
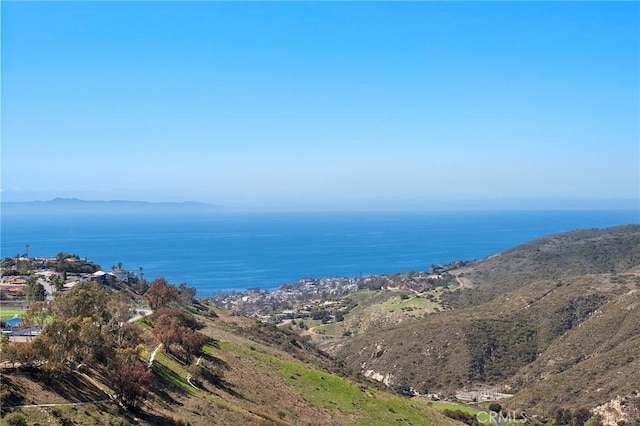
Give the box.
[1,196,639,213]
[2,2,639,211]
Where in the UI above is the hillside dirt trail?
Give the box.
[454,273,466,289]
[148,343,163,367]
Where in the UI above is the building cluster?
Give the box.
[0,255,136,301]
[209,260,468,323]
[209,276,361,320]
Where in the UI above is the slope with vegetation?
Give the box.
[1,275,456,425]
[4,225,638,425]
[334,225,640,417]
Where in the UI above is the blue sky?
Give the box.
[2,2,639,211]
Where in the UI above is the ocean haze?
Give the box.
[1,198,224,216]
[1,197,637,213]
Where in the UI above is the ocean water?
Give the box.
[1,210,638,295]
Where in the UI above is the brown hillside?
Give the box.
[336,225,640,413]
[457,224,640,305]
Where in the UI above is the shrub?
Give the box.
[488,403,502,413]
[442,409,480,426]
[585,415,604,426]
[113,360,154,408]
[4,412,27,426]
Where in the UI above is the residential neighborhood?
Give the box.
[0,253,141,339]
[208,261,466,324]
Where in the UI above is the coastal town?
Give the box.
[208,261,468,323]
[1,250,468,337]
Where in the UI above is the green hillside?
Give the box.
[1,298,456,425]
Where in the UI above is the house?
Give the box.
[62,281,80,291]
[2,277,27,286]
[0,284,26,299]
[112,269,134,283]
[89,270,117,286]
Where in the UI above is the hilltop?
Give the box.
[452,224,640,305]
[332,225,640,414]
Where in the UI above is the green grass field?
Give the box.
[313,321,344,336]
[295,289,444,340]
[427,401,498,424]
[347,289,441,317]
[0,308,25,320]
[278,357,452,426]
[428,401,482,415]
[376,293,439,315]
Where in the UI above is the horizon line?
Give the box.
[1,196,639,214]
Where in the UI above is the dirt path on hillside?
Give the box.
[148,343,163,367]
[454,273,466,289]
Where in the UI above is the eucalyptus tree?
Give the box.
[34,281,128,367]
[25,280,46,302]
[144,277,178,310]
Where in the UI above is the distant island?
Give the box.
[1,198,224,215]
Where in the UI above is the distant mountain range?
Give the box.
[1,198,224,215]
